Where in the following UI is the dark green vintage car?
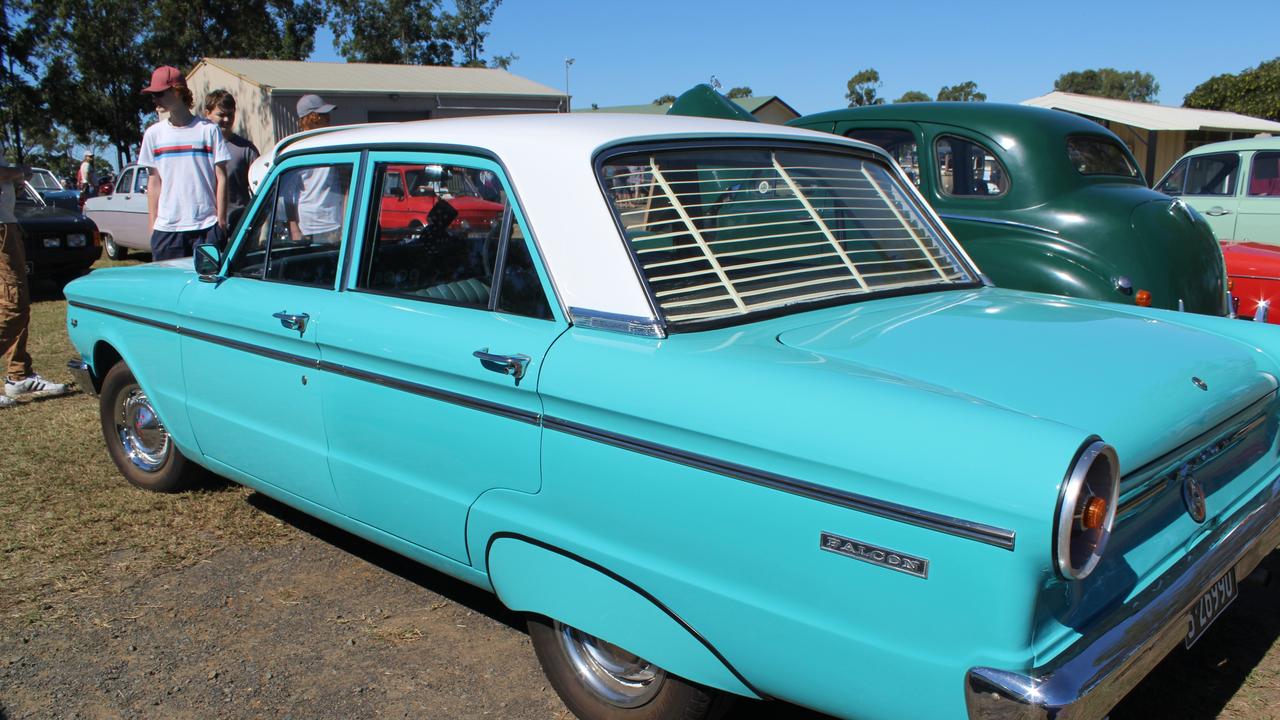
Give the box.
[788,103,1229,315]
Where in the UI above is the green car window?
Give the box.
[1184,153,1239,196]
[845,129,921,187]
[1248,152,1280,197]
[936,136,1008,197]
[1066,136,1139,178]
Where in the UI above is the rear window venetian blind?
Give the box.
[601,147,973,325]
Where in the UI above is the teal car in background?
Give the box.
[64,114,1280,720]
[789,103,1229,317]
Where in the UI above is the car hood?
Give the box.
[774,289,1277,472]
[15,204,93,226]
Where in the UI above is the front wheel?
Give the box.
[528,617,731,720]
[103,234,128,261]
[98,362,199,492]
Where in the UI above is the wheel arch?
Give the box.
[485,533,761,700]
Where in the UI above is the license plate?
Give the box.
[67,234,86,248]
[1185,567,1238,648]
[43,237,61,248]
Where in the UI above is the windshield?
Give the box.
[600,144,975,326]
[28,169,62,190]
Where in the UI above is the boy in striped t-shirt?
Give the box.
[137,65,230,260]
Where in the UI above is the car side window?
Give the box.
[936,136,1008,197]
[1248,152,1280,197]
[1184,153,1239,196]
[1156,159,1187,195]
[845,129,921,186]
[383,169,403,198]
[358,161,551,319]
[228,163,352,288]
[116,169,135,194]
[134,168,150,194]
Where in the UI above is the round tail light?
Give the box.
[1055,440,1120,580]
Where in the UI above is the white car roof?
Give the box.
[283,114,884,324]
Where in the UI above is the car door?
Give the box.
[177,152,360,509]
[88,168,135,246]
[1236,150,1280,244]
[1170,152,1243,240]
[318,151,565,563]
[119,167,152,249]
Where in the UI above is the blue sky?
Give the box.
[310,0,1277,114]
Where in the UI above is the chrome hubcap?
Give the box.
[116,387,170,471]
[556,621,665,708]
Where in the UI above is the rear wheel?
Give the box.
[528,617,732,720]
[98,362,198,492]
[103,234,128,261]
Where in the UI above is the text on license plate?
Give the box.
[1185,567,1238,648]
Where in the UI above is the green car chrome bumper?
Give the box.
[966,472,1280,720]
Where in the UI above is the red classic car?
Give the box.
[378,164,505,235]
[1222,241,1280,323]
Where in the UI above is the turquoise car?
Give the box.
[65,114,1280,720]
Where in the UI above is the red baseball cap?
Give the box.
[141,66,185,95]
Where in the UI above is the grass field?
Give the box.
[0,258,294,627]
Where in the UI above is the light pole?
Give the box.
[564,57,575,102]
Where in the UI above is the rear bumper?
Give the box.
[965,471,1280,719]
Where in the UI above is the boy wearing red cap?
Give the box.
[137,65,230,259]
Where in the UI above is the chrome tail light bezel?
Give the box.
[1054,440,1120,580]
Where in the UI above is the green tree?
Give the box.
[1184,58,1280,122]
[725,86,752,99]
[936,81,986,102]
[845,68,884,107]
[653,94,676,105]
[448,0,499,67]
[894,90,931,103]
[1054,68,1159,103]
[0,0,45,163]
[324,0,456,65]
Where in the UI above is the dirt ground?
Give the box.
[2,486,1278,719]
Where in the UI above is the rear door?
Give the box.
[1236,150,1280,244]
[318,151,565,563]
[178,152,360,508]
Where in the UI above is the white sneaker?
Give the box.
[0,394,14,408]
[5,374,70,399]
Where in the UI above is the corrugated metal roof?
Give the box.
[1021,91,1280,133]
[193,58,565,97]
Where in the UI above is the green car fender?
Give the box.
[486,535,758,698]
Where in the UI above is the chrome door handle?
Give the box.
[272,311,309,333]
[473,348,530,380]
[1205,206,1233,216]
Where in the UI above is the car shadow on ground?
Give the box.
[1110,549,1280,719]
[242,490,835,719]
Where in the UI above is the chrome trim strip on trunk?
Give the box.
[938,213,1061,236]
[965,469,1280,720]
[72,299,1013,548]
[542,415,1016,550]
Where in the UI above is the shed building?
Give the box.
[1021,91,1280,182]
[185,58,568,153]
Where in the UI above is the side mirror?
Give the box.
[194,243,223,282]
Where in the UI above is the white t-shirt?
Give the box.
[281,167,344,236]
[138,117,230,232]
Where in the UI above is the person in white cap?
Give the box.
[137,65,230,259]
[282,94,345,244]
[0,160,68,408]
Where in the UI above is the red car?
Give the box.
[378,164,504,235]
[1222,241,1280,323]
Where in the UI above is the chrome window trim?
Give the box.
[70,299,1015,549]
[568,308,666,338]
[938,213,1061,236]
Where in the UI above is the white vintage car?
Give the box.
[83,163,152,260]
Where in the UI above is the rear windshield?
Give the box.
[1067,136,1139,178]
[600,145,975,326]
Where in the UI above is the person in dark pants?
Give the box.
[0,161,68,408]
[137,65,230,260]
[203,89,259,232]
